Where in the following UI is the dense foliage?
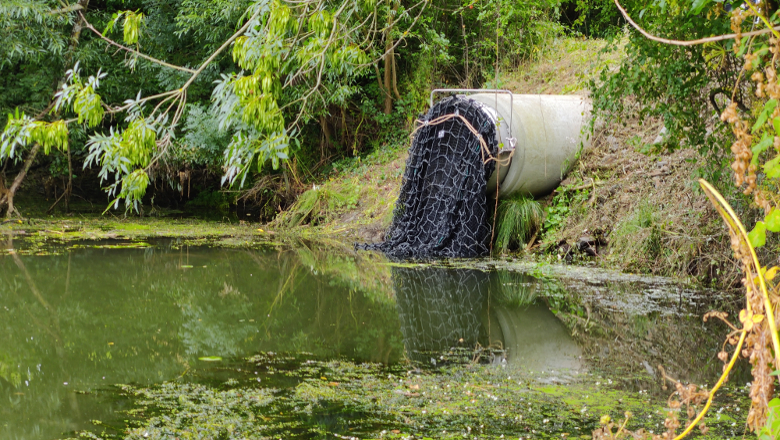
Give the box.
[592,0,780,246]
[588,0,780,437]
[0,0,562,217]
[590,1,739,163]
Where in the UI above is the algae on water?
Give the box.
[67,355,751,440]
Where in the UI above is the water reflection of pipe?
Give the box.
[392,267,583,374]
[492,304,582,373]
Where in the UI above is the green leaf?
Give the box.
[198,356,222,361]
[123,11,144,45]
[103,12,122,36]
[765,155,780,178]
[750,221,767,248]
[690,0,711,15]
[772,117,780,135]
[752,135,774,165]
[766,209,780,232]
[753,99,778,133]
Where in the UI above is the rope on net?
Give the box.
[410,113,514,168]
[358,96,509,259]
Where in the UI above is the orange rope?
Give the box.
[411,114,514,167]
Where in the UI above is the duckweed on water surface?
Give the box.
[67,354,751,440]
[0,217,286,256]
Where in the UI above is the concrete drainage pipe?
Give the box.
[431,90,592,198]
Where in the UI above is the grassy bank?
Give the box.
[259,36,623,243]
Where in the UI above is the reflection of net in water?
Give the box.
[361,97,498,259]
[392,268,584,374]
[393,267,490,362]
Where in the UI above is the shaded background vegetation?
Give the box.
[2,0,577,219]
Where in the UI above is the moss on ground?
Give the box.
[271,137,408,244]
[0,215,383,255]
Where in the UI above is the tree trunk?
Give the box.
[320,115,332,160]
[383,40,394,114]
[375,63,391,102]
[383,3,398,114]
[65,144,73,212]
[460,12,470,87]
[3,143,41,218]
[391,49,400,100]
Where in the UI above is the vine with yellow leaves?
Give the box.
[590,1,780,438]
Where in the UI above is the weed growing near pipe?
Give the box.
[493,195,543,254]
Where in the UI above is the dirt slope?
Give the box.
[545,113,736,286]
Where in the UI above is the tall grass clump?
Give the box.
[277,182,359,227]
[494,195,543,254]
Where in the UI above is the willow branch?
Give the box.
[49,3,83,14]
[79,12,197,74]
[180,8,261,91]
[613,0,780,46]
[105,90,181,114]
[354,0,428,68]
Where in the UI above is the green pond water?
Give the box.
[0,241,751,439]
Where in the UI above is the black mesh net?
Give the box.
[359,96,498,259]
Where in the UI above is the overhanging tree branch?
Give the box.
[49,3,84,15]
[79,12,198,74]
[614,0,780,46]
[179,8,261,90]
[0,143,41,218]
